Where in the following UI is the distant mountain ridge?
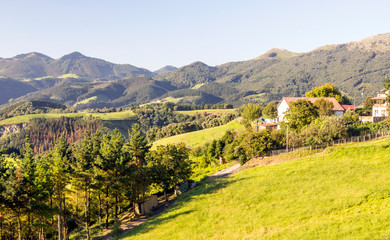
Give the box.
[154,65,178,75]
[1,33,390,109]
[0,51,155,80]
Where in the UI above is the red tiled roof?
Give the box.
[342,105,356,111]
[259,123,278,126]
[280,97,345,111]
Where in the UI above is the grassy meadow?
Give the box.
[152,120,245,149]
[121,137,390,239]
[0,110,136,125]
[175,108,237,116]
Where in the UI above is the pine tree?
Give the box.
[97,129,127,228]
[49,136,72,240]
[72,131,95,240]
[125,124,150,205]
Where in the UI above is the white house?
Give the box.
[277,97,345,122]
[371,93,388,119]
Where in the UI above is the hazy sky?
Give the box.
[1,0,390,70]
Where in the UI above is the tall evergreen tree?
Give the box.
[49,135,72,240]
[149,143,191,201]
[125,124,150,204]
[72,131,95,240]
[97,129,127,228]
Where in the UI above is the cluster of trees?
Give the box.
[173,103,234,111]
[0,125,191,240]
[1,117,105,154]
[305,83,351,104]
[133,104,238,142]
[239,102,277,129]
[192,129,285,166]
[146,113,237,142]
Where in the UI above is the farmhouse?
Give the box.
[371,93,388,120]
[277,97,344,122]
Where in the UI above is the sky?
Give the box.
[1,0,390,71]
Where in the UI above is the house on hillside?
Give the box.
[277,97,344,122]
[371,92,389,122]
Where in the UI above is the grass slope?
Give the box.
[0,110,135,125]
[122,138,390,239]
[175,109,237,116]
[152,120,244,149]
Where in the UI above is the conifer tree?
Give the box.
[149,143,191,201]
[97,129,127,228]
[73,131,95,240]
[125,124,150,204]
[49,135,72,240]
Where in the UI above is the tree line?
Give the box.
[0,125,191,240]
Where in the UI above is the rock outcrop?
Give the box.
[0,123,27,137]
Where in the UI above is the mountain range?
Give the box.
[1,33,390,108]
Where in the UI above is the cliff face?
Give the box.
[0,123,27,137]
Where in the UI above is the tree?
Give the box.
[126,124,149,167]
[240,104,262,129]
[363,96,373,115]
[284,100,319,132]
[49,135,72,240]
[262,101,277,119]
[342,109,360,125]
[301,116,348,145]
[314,98,334,116]
[97,129,127,227]
[306,83,350,104]
[385,76,390,91]
[148,143,191,201]
[125,124,150,208]
[72,131,96,240]
[240,130,273,161]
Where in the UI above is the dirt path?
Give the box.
[209,163,240,179]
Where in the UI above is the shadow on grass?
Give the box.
[121,176,245,238]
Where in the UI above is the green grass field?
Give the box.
[0,111,136,125]
[152,120,244,149]
[121,137,390,239]
[175,109,237,116]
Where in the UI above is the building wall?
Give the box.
[277,99,344,122]
[373,105,388,117]
[277,100,289,122]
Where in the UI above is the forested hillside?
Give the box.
[0,52,154,79]
[1,33,390,108]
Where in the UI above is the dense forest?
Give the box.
[0,103,238,155]
[0,125,192,240]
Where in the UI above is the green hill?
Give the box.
[12,77,176,109]
[2,33,390,108]
[0,52,154,80]
[152,119,244,149]
[0,78,37,105]
[0,110,135,125]
[122,137,390,239]
[158,33,390,105]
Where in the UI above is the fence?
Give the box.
[268,130,390,157]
